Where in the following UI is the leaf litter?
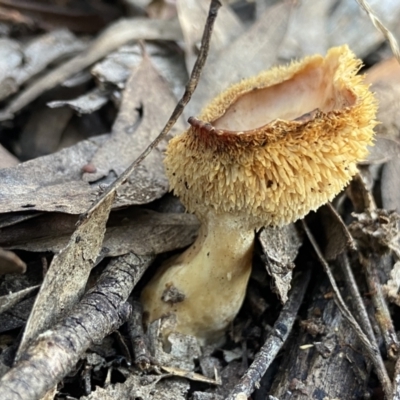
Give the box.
[0,0,400,399]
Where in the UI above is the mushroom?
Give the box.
[141,45,377,345]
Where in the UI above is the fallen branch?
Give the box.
[0,253,154,400]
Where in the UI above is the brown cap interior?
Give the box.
[213,56,357,131]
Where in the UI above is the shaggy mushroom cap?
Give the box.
[165,45,377,228]
[142,45,377,346]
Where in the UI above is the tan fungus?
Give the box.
[165,45,377,228]
[141,45,377,345]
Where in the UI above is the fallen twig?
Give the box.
[226,269,311,400]
[355,0,400,62]
[338,252,377,345]
[81,0,222,222]
[128,299,153,370]
[0,253,154,400]
[302,220,393,399]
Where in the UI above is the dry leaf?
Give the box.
[328,0,400,57]
[83,56,185,208]
[361,137,400,165]
[259,224,302,303]
[92,42,187,98]
[366,57,400,139]
[0,18,183,119]
[3,209,199,257]
[18,106,73,160]
[177,0,243,72]
[48,88,109,115]
[16,193,114,356]
[0,29,86,101]
[0,135,108,214]
[319,204,356,261]
[381,155,400,213]
[279,0,333,60]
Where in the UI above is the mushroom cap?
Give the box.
[165,45,377,228]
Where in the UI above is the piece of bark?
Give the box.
[226,270,311,400]
[0,253,154,400]
[259,224,302,303]
[269,272,371,399]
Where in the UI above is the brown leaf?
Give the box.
[366,57,400,139]
[0,135,108,214]
[0,29,86,102]
[3,208,199,258]
[16,193,114,356]
[258,224,302,303]
[319,204,356,261]
[82,56,185,208]
[381,155,400,213]
[177,0,243,72]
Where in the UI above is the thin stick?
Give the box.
[362,254,399,360]
[128,300,152,370]
[302,220,393,399]
[226,270,311,400]
[80,0,222,223]
[338,252,376,345]
[355,0,400,63]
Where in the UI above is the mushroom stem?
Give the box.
[141,212,254,345]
